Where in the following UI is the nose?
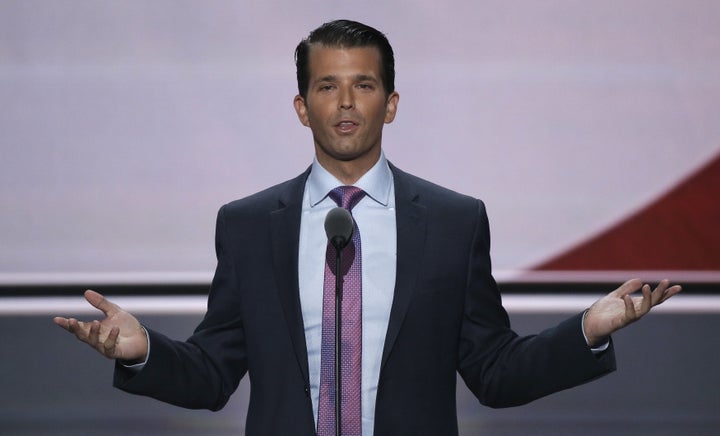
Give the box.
[339,86,354,110]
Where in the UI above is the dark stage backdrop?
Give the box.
[2,307,718,435]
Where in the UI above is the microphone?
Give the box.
[324,207,354,250]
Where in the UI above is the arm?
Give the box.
[458,200,615,407]
[112,204,249,411]
[458,201,682,407]
[53,288,242,411]
[54,205,249,411]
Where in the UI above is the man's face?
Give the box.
[294,45,399,175]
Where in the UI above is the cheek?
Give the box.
[307,107,329,126]
[304,112,322,131]
[308,119,331,141]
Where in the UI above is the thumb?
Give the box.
[84,289,121,317]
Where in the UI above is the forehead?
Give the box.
[306,45,383,80]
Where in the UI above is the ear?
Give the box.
[384,91,400,124]
[293,95,310,127]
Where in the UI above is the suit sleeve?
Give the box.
[113,205,248,411]
[457,200,616,408]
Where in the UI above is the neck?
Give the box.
[316,150,381,185]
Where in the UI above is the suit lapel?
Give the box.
[380,165,427,371]
[270,168,311,385]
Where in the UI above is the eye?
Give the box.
[319,84,335,92]
[357,83,373,90]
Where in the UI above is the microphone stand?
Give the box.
[325,207,353,436]
[331,237,344,436]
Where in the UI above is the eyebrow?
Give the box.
[314,74,379,84]
[354,74,379,83]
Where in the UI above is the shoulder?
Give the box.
[219,168,309,218]
[390,163,485,212]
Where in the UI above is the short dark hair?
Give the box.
[295,19,395,99]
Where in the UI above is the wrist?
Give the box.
[582,309,608,348]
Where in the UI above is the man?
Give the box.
[54,20,681,435]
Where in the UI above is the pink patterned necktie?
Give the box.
[317,186,366,436]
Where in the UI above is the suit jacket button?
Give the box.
[304,386,310,397]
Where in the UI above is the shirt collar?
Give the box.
[307,152,393,207]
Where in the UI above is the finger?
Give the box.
[658,284,682,304]
[624,294,636,321]
[87,320,101,347]
[67,318,83,336]
[53,317,71,331]
[103,326,120,357]
[84,290,121,317]
[612,279,643,298]
[67,318,92,343]
[650,279,670,306]
[637,284,652,315]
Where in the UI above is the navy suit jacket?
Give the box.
[114,164,616,435]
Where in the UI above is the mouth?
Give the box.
[334,120,359,134]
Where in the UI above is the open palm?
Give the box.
[53,290,148,363]
[583,279,681,346]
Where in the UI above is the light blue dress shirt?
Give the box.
[297,153,397,436]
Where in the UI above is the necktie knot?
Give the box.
[329,186,366,211]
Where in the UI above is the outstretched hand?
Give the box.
[583,279,682,347]
[53,290,148,363]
